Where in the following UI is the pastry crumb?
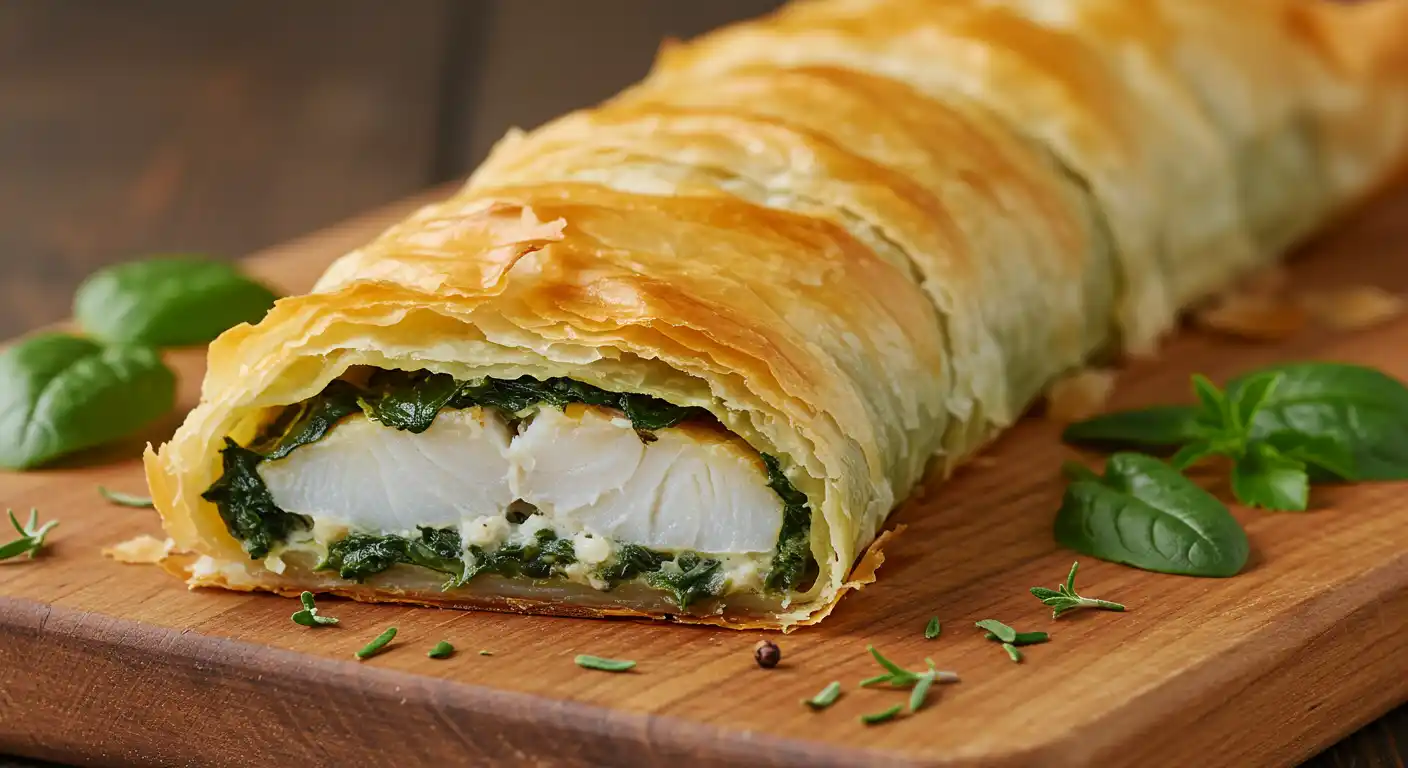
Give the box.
[1302,285,1404,331]
[102,535,174,564]
[1195,292,1307,341]
[1045,369,1117,423]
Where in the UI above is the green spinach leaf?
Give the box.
[320,527,470,587]
[597,543,670,584]
[761,453,814,592]
[74,256,277,347]
[202,439,310,559]
[0,334,176,470]
[360,372,463,433]
[1054,453,1248,577]
[254,379,362,460]
[644,551,726,609]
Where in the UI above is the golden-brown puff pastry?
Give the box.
[146,0,1408,629]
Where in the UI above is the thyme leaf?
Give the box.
[574,654,636,672]
[1030,561,1127,619]
[803,681,842,710]
[290,591,338,627]
[98,486,155,508]
[0,509,58,560]
[355,626,397,660]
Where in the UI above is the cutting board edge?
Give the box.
[0,596,965,768]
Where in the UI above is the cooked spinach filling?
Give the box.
[203,370,816,601]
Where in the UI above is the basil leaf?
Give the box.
[1231,443,1309,511]
[74,257,277,347]
[1061,406,1202,450]
[1264,433,1357,482]
[1228,363,1408,481]
[1054,453,1249,577]
[0,334,177,469]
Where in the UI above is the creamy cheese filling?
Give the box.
[256,403,786,593]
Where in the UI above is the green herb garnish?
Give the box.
[574,654,636,672]
[0,510,58,560]
[0,334,176,470]
[1002,643,1023,663]
[985,631,1049,646]
[355,626,397,660]
[290,591,338,627]
[73,257,277,348]
[428,641,455,659]
[1031,561,1127,619]
[974,619,1017,643]
[861,646,958,689]
[98,486,155,508]
[908,669,939,712]
[860,704,904,725]
[803,681,842,710]
[1064,364,1408,509]
[924,617,941,640]
[1055,453,1249,577]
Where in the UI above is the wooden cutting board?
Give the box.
[1,185,1406,768]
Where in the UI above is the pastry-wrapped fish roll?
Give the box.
[146,0,1408,628]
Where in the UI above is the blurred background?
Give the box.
[0,1,1401,766]
[0,0,782,338]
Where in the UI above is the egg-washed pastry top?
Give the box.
[146,0,1408,629]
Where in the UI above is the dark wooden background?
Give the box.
[0,1,1401,765]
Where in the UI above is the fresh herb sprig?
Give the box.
[98,486,155,508]
[860,645,959,689]
[1031,562,1127,619]
[290,591,338,627]
[1063,364,1408,511]
[0,510,58,560]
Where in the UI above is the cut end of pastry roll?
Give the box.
[232,381,810,614]
[150,367,846,628]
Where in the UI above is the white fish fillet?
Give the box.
[258,404,784,557]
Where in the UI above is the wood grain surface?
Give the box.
[0,186,1405,767]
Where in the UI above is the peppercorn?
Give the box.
[753,639,781,669]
